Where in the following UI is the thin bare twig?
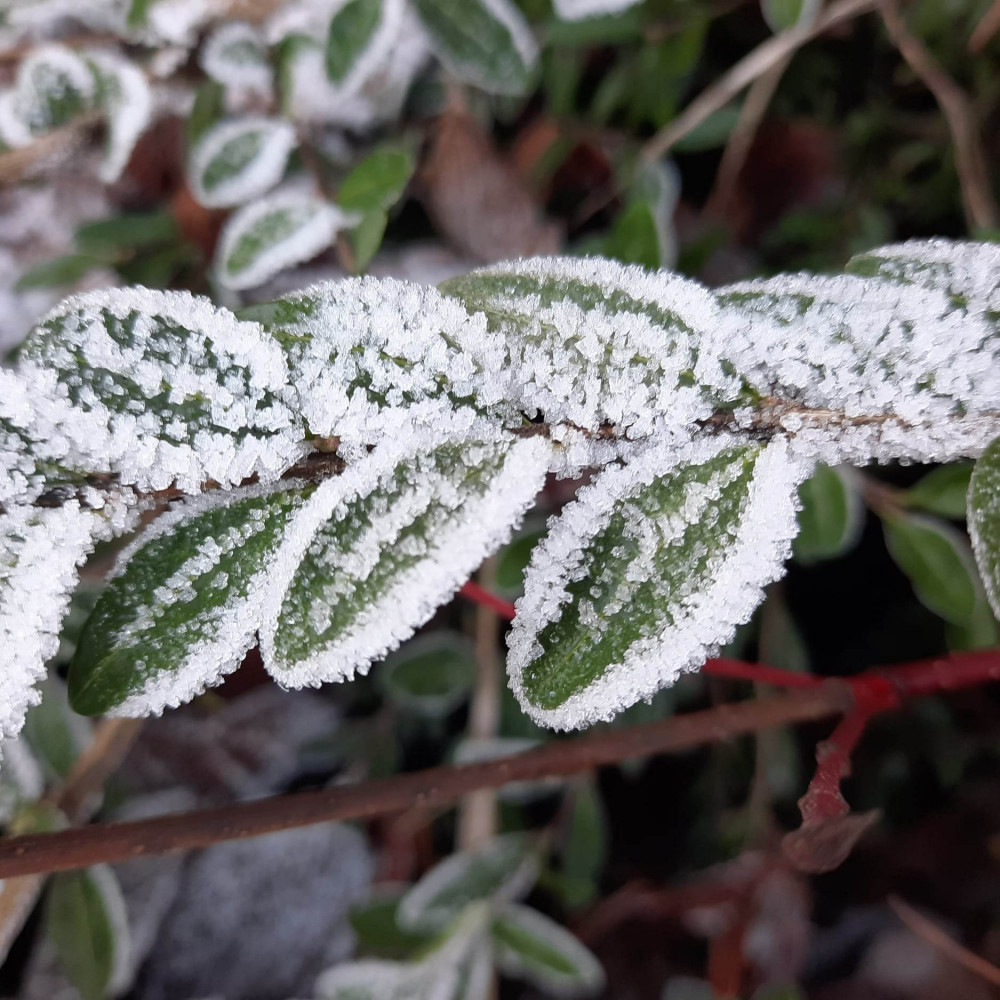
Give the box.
[878,0,999,231]
[968,0,1000,53]
[889,896,1000,988]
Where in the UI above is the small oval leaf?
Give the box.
[905,462,973,520]
[793,463,862,564]
[87,51,152,184]
[379,631,477,716]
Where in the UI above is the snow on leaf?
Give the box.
[13,44,95,136]
[68,482,316,717]
[15,287,306,495]
[965,436,1000,621]
[188,116,296,209]
[715,238,1000,467]
[214,189,354,290]
[440,255,741,442]
[326,0,406,92]
[410,0,538,96]
[200,21,273,95]
[508,436,806,730]
[0,503,101,743]
[492,903,605,997]
[251,276,515,461]
[552,0,643,21]
[261,422,550,688]
[87,50,153,183]
[398,833,539,933]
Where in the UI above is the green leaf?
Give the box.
[508,439,804,729]
[186,80,225,149]
[793,463,862,564]
[904,462,973,519]
[47,866,129,1000]
[215,191,350,290]
[882,510,982,625]
[127,0,159,28]
[75,210,179,256]
[492,904,605,996]
[338,146,415,212]
[15,254,105,290]
[562,779,607,887]
[17,287,304,494]
[69,484,316,717]
[968,436,1000,620]
[398,833,539,932]
[262,430,551,690]
[761,0,817,32]
[495,523,544,597]
[411,0,538,95]
[188,116,296,208]
[603,200,660,270]
[349,889,438,959]
[87,51,152,183]
[379,631,476,716]
[326,0,383,84]
[16,46,94,136]
[350,208,389,272]
[24,677,91,781]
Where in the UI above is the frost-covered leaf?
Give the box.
[452,737,555,803]
[904,462,973,520]
[262,424,550,687]
[12,45,95,138]
[508,437,805,730]
[882,510,984,625]
[0,503,102,742]
[411,0,538,95]
[214,190,352,290]
[188,116,296,209]
[552,0,643,20]
[14,253,105,291]
[315,958,414,1000]
[68,482,316,717]
[350,887,438,960]
[761,0,819,32]
[46,865,131,1000]
[186,79,225,148]
[492,904,604,997]
[87,50,152,183]
[326,0,405,92]
[0,737,44,825]
[200,22,273,94]
[379,632,477,716]
[24,676,91,781]
[716,238,1000,467]
[793,463,862,564]
[967,436,1000,620]
[441,255,739,446]
[15,287,305,496]
[398,833,539,933]
[249,276,514,460]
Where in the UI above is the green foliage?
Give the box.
[379,632,477,716]
[793,464,861,564]
[904,462,973,519]
[326,0,383,83]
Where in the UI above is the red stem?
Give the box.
[459,581,517,620]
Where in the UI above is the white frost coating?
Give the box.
[0,738,44,823]
[13,44,95,136]
[715,238,1000,467]
[274,275,517,459]
[493,903,605,996]
[449,255,733,440]
[214,190,354,290]
[258,421,551,687]
[199,21,273,95]
[0,91,33,149]
[14,286,306,496]
[326,0,407,96]
[507,436,807,730]
[553,0,642,19]
[86,51,153,183]
[188,116,296,209]
[0,504,98,742]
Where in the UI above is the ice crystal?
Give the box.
[0,503,101,741]
[214,189,355,290]
[188,116,297,209]
[199,21,273,96]
[87,50,153,183]
[508,436,806,730]
[261,421,551,687]
[13,287,307,496]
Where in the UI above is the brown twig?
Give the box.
[968,0,1000,53]
[4,648,1000,878]
[889,896,1000,987]
[878,0,999,231]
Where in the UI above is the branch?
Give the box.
[878,0,999,231]
[3,649,1000,879]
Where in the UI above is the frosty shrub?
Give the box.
[4,239,1000,740]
